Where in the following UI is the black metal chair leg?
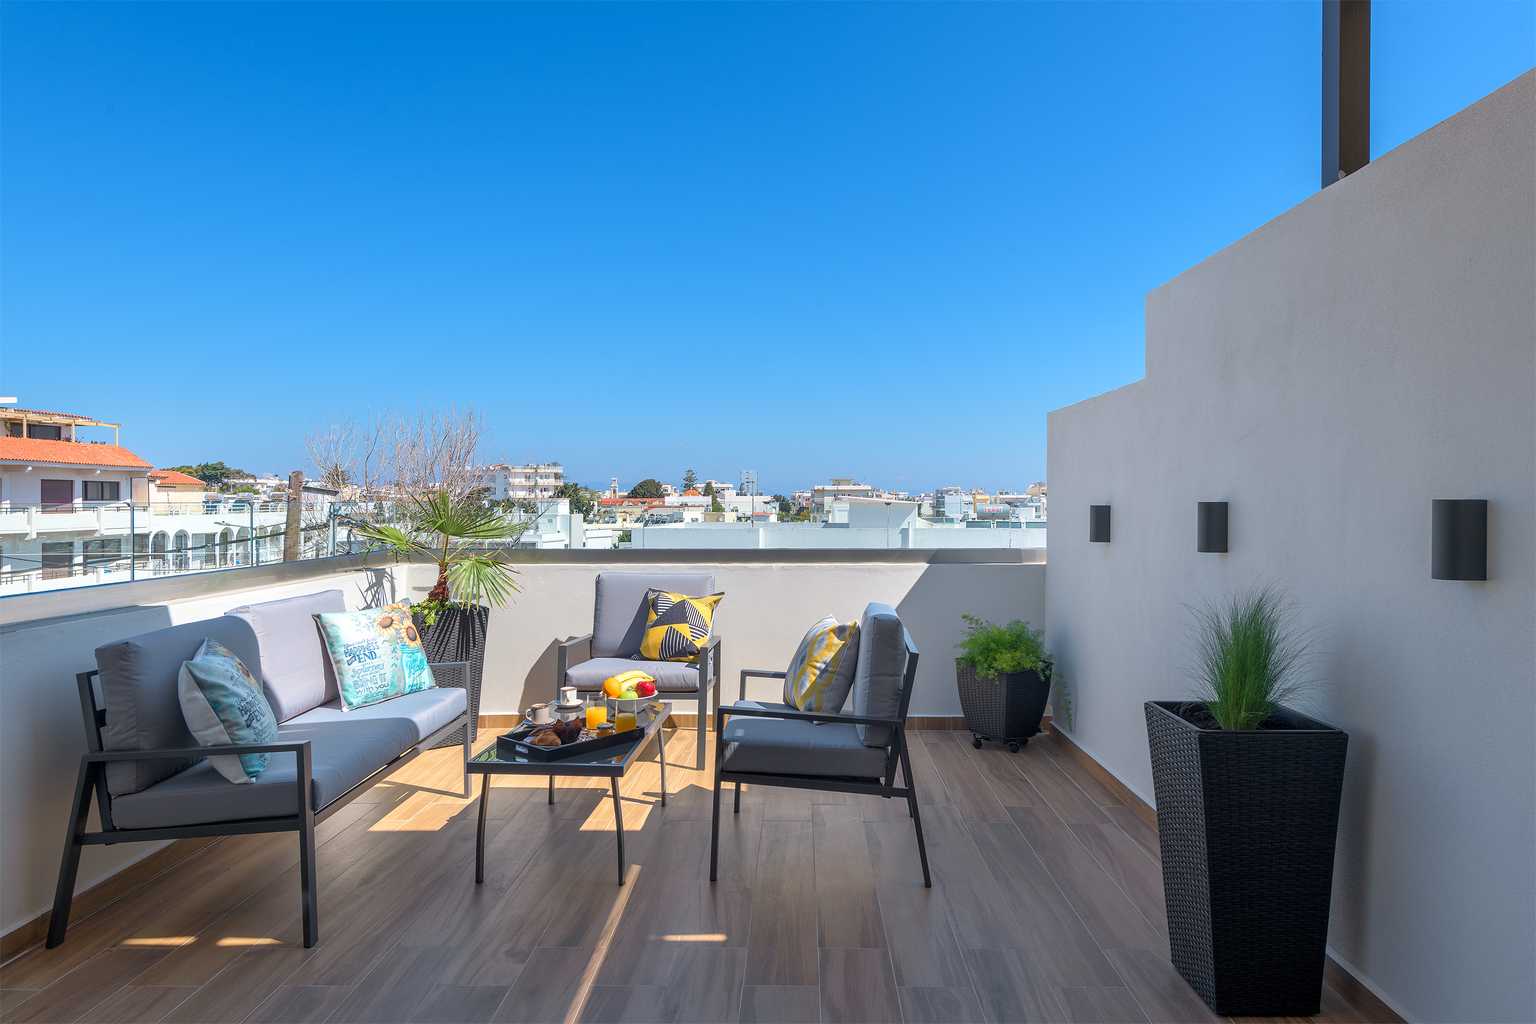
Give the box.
[695,687,707,770]
[548,775,555,805]
[733,782,741,813]
[899,742,931,888]
[46,761,94,948]
[298,808,319,947]
[709,770,722,882]
[611,778,625,886]
[462,723,472,798]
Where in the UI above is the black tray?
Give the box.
[496,721,645,762]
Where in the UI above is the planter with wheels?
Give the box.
[955,658,1051,753]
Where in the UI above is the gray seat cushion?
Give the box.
[227,589,346,722]
[850,603,911,747]
[96,616,265,797]
[566,658,704,693]
[721,701,888,779]
[287,686,466,743]
[592,572,715,657]
[111,715,414,829]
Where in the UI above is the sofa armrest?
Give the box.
[85,740,312,763]
[716,703,902,731]
[430,660,470,691]
[739,667,787,701]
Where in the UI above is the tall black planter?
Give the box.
[956,660,1050,752]
[1144,701,1348,1017]
[417,604,488,748]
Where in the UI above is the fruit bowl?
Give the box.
[606,692,659,715]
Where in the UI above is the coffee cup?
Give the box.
[528,703,552,725]
[559,686,579,707]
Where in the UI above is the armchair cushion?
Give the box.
[639,590,724,661]
[227,589,346,722]
[850,603,909,747]
[783,616,860,712]
[567,657,704,693]
[720,701,887,779]
[592,572,714,657]
[97,616,265,797]
[110,716,414,830]
[286,686,466,744]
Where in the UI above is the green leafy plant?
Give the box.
[957,614,1050,677]
[349,490,528,626]
[1191,585,1310,730]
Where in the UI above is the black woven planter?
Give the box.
[956,659,1050,752]
[416,604,488,748]
[1144,701,1348,1017]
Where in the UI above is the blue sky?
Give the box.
[2,2,1530,495]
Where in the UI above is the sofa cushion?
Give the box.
[592,573,714,658]
[566,658,703,693]
[317,605,436,711]
[850,603,910,747]
[97,616,264,797]
[110,715,416,830]
[721,702,888,779]
[287,687,466,744]
[227,590,346,721]
[177,638,280,783]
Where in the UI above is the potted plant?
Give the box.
[955,614,1052,752]
[350,490,528,745]
[1145,586,1348,1017]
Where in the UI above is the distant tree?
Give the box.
[774,494,794,517]
[702,481,716,497]
[617,529,633,545]
[165,461,249,487]
[682,469,698,491]
[555,482,596,518]
[710,495,725,514]
[628,478,665,499]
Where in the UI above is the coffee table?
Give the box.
[467,701,670,886]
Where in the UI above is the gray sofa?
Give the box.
[556,572,723,768]
[48,590,470,950]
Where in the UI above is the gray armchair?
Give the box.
[709,602,929,887]
[556,572,723,768]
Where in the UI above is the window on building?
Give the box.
[83,538,122,567]
[83,480,121,502]
[26,423,63,440]
[4,421,21,437]
[41,542,74,579]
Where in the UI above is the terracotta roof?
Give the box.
[598,496,664,507]
[0,437,152,469]
[681,488,702,497]
[149,469,206,487]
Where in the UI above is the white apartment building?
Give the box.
[486,462,564,502]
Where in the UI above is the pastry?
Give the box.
[526,729,562,748]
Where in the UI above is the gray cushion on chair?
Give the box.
[111,715,415,830]
[850,603,910,748]
[286,686,466,743]
[721,701,888,778]
[591,572,715,658]
[97,616,265,798]
[566,657,704,693]
[227,589,346,722]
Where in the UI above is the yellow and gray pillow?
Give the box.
[639,589,724,661]
[783,616,860,712]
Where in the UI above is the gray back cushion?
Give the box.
[228,589,346,722]
[850,602,912,748]
[592,572,715,657]
[97,615,264,797]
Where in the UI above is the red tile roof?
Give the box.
[149,469,206,487]
[0,437,152,469]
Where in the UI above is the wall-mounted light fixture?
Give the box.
[1197,501,1228,553]
[1089,505,1111,543]
[1432,499,1487,581]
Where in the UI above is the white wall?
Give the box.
[1046,73,1535,1023]
[0,559,411,938]
[406,557,1045,718]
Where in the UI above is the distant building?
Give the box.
[739,470,758,496]
[932,487,974,521]
[486,462,564,502]
[811,478,875,516]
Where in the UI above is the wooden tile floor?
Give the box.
[2,729,1388,1023]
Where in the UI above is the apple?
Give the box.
[620,687,639,700]
[635,680,657,698]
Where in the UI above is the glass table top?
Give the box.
[467,701,671,775]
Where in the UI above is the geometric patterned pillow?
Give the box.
[638,590,724,662]
[317,603,436,711]
[782,616,860,712]
[177,637,280,783]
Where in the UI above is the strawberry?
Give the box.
[635,680,657,698]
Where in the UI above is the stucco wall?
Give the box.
[1046,73,1535,1023]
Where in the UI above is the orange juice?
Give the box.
[585,703,607,730]
[615,711,638,733]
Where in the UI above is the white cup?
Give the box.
[528,703,552,725]
[559,686,579,707]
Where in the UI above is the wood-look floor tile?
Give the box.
[1103,949,1218,1024]
[736,986,819,1024]
[8,949,166,1024]
[813,809,885,949]
[818,949,900,1024]
[408,985,512,1024]
[900,985,987,1023]
[920,734,1010,823]
[665,946,745,1023]
[1069,822,1168,936]
[163,947,309,1023]
[962,947,1066,1023]
[743,822,816,987]
[1039,736,1127,808]
[1056,986,1150,1023]
[1104,806,1162,864]
[244,985,353,1023]
[1011,746,1110,825]
[492,947,593,1023]
[328,946,457,1023]
[576,986,673,1024]
[78,986,195,1023]
[952,738,1042,809]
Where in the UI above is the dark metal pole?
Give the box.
[1322,0,1370,188]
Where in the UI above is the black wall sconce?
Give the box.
[1197,501,1228,553]
[1432,499,1487,581]
[1089,505,1111,543]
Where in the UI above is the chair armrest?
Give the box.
[555,633,593,688]
[715,703,902,730]
[85,740,312,763]
[692,634,722,680]
[739,667,787,701]
[430,660,470,691]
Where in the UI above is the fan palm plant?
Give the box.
[349,490,528,624]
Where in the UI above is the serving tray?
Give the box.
[496,714,654,762]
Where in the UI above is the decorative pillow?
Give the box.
[317,603,436,711]
[638,589,724,662]
[783,617,860,712]
[177,638,280,784]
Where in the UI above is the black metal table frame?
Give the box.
[468,704,669,886]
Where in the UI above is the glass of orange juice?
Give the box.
[615,709,638,733]
[585,696,607,731]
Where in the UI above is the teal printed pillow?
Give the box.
[317,604,437,711]
[177,638,280,783]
